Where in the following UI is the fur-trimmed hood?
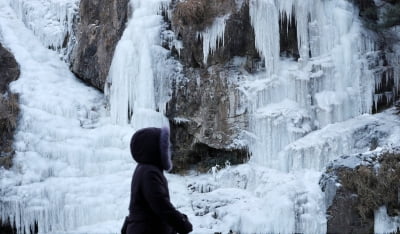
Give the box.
[130,127,172,171]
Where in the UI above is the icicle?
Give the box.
[198,14,229,65]
[249,0,280,77]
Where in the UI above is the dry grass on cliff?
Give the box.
[339,152,400,220]
[173,0,209,26]
[172,0,232,29]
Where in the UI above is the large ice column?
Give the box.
[105,0,171,128]
[9,0,80,61]
[246,0,378,170]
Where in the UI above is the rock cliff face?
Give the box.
[70,0,129,91]
[320,148,400,234]
[166,0,259,171]
[0,43,20,169]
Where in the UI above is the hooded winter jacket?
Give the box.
[122,127,193,234]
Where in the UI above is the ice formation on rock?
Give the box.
[9,0,79,61]
[105,0,172,129]
[0,1,133,233]
[198,14,230,65]
[245,0,384,171]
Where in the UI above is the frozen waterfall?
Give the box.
[0,1,134,233]
[9,0,79,61]
[105,0,172,129]
[0,0,399,233]
[246,0,379,171]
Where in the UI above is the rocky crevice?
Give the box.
[65,0,400,173]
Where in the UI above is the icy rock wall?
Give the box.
[167,0,256,171]
[9,0,79,61]
[373,39,400,112]
[245,0,389,171]
[105,0,174,129]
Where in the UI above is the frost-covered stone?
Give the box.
[320,147,400,234]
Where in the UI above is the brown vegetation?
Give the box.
[172,0,234,30]
[339,152,400,221]
[173,0,209,26]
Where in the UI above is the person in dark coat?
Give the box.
[121,127,193,234]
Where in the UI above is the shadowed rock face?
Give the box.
[166,0,257,172]
[0,43,20,169]
[167,65,249,172]
[71,0,129,91]
[171,0,259,69]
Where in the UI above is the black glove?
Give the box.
[181,214,193,233]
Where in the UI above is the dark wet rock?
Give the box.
[171,0,259,70]
[0,43,19,93]
[71,0,129,91]
[167,64,249,172]
[0,43,20,169]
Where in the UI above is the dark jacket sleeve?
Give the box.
[142,169,193,234]
[121,216,128,234]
